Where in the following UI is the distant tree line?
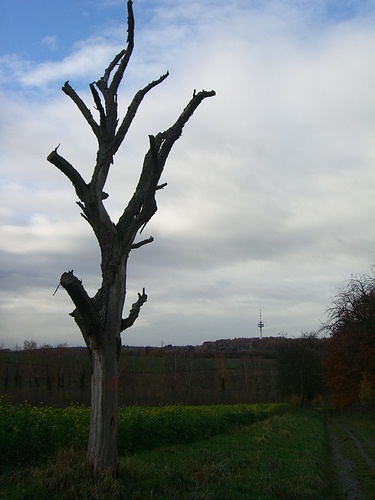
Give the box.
[3,267,374,412]
[0,338,329,407]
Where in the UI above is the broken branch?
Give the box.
[121,288,147,331]
[157,89,216,167]
[131,236,154,249]
[60,271,102,340]
[47,147,88,200]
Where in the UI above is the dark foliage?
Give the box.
[322,270,375,409]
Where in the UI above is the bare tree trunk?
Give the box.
[299,377,305,409]
[86,264,125,472]
[48,0,215,476]
[87,340,120,472]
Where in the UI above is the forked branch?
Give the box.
[116,89,215,241]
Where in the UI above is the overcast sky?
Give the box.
[1,0,374,349]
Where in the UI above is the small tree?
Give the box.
[358,372,374,409]
[277,333,324,408]
[23,340,38,350]
[47,1,215,474]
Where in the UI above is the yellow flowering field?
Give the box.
[0,396,287,469]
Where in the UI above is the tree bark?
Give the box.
[87,339,120,472]
[86,261,125,473]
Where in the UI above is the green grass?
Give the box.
[341,413,375,456]
[0,404,329,499]
[120,409,328,499]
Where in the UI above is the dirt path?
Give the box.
[327,418,375,499]
[328,426,366,499]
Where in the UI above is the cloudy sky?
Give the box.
[1,0,374,349]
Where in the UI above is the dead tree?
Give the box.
[47,0,215,475]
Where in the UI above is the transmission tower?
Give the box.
[257,310,264,339]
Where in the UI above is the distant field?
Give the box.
[0,346,281,406]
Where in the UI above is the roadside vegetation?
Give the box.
[0,401,330,499]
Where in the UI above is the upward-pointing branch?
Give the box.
[112,72,169,155]
[109,1,135,93]
[102,49,126,85]
[62,81,101,140]
[157,89,216,167]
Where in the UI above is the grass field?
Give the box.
[0,400,331,499]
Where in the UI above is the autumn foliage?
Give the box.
[323,271,375,410]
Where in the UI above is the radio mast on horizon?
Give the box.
[258,310,264,339]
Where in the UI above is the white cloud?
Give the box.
[41,35,58,51]
[23,41,122,87]
[0,36,124,88]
